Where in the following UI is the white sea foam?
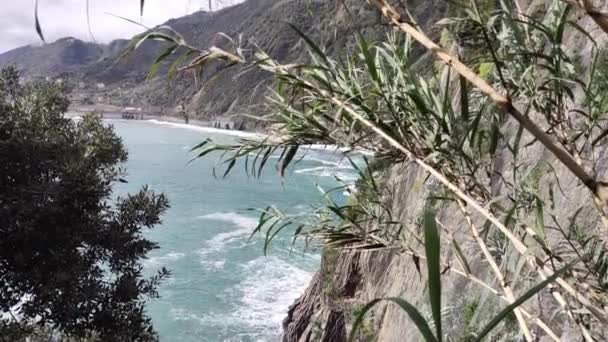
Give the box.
[197,212,258,249]
[294,166,359,183]
[199,260,227,271]
[198,212,258,230]
[143,251,186,268]
[170,256,314,340]
[233,256,314,329]
[197,212,259,270]
[147,119,265,139]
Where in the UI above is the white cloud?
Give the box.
[0,0,240,52]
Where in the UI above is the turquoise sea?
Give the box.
[108,119,356,341]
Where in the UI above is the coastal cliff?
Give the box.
[2,1,608,340]
[281,1,608,341]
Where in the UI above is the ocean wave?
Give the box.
[143,251,186,268]
[147,119,264,139]
[233,256,314,329]
[170,256,314,339]
[294,166,359,183]
[197,212,259,271]
[197,212,258,230]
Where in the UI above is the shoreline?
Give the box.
[67,111,266,139]
[144,119,373,155]
[67,112,374,156]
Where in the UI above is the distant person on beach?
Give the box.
[179,100,189,124]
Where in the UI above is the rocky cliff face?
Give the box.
[283,142,607,341]
[281,2,608,342]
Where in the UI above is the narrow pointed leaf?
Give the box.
[424,210,442,341]
[280,145,298,178]
[35,0,45,42]
[534,196,546,242]
[452,239,472,275]
[287,22,330,68]
[350,297,437,342]
[459,75,469,121]
[222,159,237,178]
[474,263,573,341]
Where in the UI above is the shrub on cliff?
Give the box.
[0,66,169,341]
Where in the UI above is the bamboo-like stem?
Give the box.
[298,76,608,325]
[434,220,562,342]
[456,200,534,341]
[531,260,596,342]
[370,0,598,194]
[365,0,608,325]
[258,37,608,327]
[399,242,562,341]
[355,238,562,342]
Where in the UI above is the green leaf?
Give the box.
[149,44,178,79]
[567,20,597,47]
[452,239,472,275]
[189,138,211,152]
[280,145,298,178]
[358,35,380,85]
[264,221,291,256]
[555,5,571,45]
[222,159,237,178]
[135,32,179,50]
[474,263,573,341]
[257,147,275,178]
[35,0,45,42]
[488,117,500,155]
[250,207,270,239]
[459,74,469,122]
[534,196,546,242]
[349,297,437,342]
[423,210,442,341]
[478,62,493,79]
[287,22,330,68]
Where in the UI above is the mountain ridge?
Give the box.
[0,0,388,123]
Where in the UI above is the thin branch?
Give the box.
[434,220,561,341]
[370,0,598,195]
[289,72,608,325]
[456,200,533,341]
[528,259,595,342]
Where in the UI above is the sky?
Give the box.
[0,0,240,53]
